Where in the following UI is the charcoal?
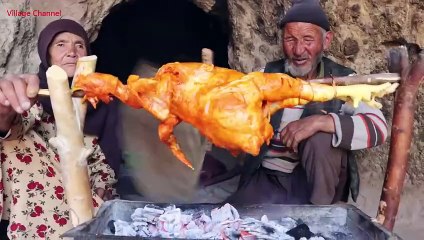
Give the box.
[62,200,403,240]
[330,231,353,240]
[113,203,316,239]
[108,220,115,234]
[262,225,275,234]
[286,223,314,240]
[231,232,242,239]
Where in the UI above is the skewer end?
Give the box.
[71,89,85,98]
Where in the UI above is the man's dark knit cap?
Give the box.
[278,0,330,31]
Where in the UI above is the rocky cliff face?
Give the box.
[0,0,121,75]
[195,0,424,237]
[2,1,422,179]
[194,0,424,183]
[1,0,422,236]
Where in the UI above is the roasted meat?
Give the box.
[73,62,398,169]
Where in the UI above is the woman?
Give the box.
[38,19,123,176]
[0,19,116,239]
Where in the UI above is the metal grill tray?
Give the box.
[62,199,402,240]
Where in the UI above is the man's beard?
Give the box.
[286,52,323,78]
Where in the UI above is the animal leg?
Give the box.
[127,75,171,121]
[250,72,398,109]
[266,98,310,115]
[158,115,194,170]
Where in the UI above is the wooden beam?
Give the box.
[376,47,424,230]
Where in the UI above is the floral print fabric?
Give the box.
[0,102,117,239]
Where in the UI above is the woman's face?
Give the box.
[48,32,88,77]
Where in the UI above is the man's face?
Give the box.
[282,22,333,78]
[48,32,87,78]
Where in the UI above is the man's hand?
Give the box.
[0,74,39,131]
[280,115,335,152]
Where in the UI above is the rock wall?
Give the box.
[198,0,424,181]
[1,1,422,178]
[0,0,121,75]
[1,0,423,237]
[194,0,424,178]
[194,0,424,237]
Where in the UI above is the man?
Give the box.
[226,0,388,205]
[0,19,116,239]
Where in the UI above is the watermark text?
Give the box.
[6,9,62,17]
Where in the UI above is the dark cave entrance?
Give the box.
[91,0,230,82]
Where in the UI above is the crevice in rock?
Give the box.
[91,0,230,82]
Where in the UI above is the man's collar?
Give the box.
[284,61,289,74]
[317,60,325,78]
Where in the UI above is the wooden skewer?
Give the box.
[202,48,214,154]
[308,73,401,85]
[202,48,214,64]
[37,70,400,100]
[37,89,50,96]
[38,89,85,98]
[199,50,400,86]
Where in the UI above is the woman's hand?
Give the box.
[0,74,39,131]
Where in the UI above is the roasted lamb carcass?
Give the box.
[73,62,398,169]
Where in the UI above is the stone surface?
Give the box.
[221,0,424,183]
[190,0,217,13]
[0,0,121,75]
[1,0,423,237]
[0,0,37,75]
[342,38,360,57]
[2,0,422,182]
[208,0,424,237]
[348,169,424,240]
[226,0,286,72]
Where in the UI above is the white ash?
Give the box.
[300,238,325,240]
[113,203,325,240]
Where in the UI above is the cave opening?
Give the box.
[90,0,231,198]
[91,0,230,82]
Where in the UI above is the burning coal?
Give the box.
[110,203,326,239]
